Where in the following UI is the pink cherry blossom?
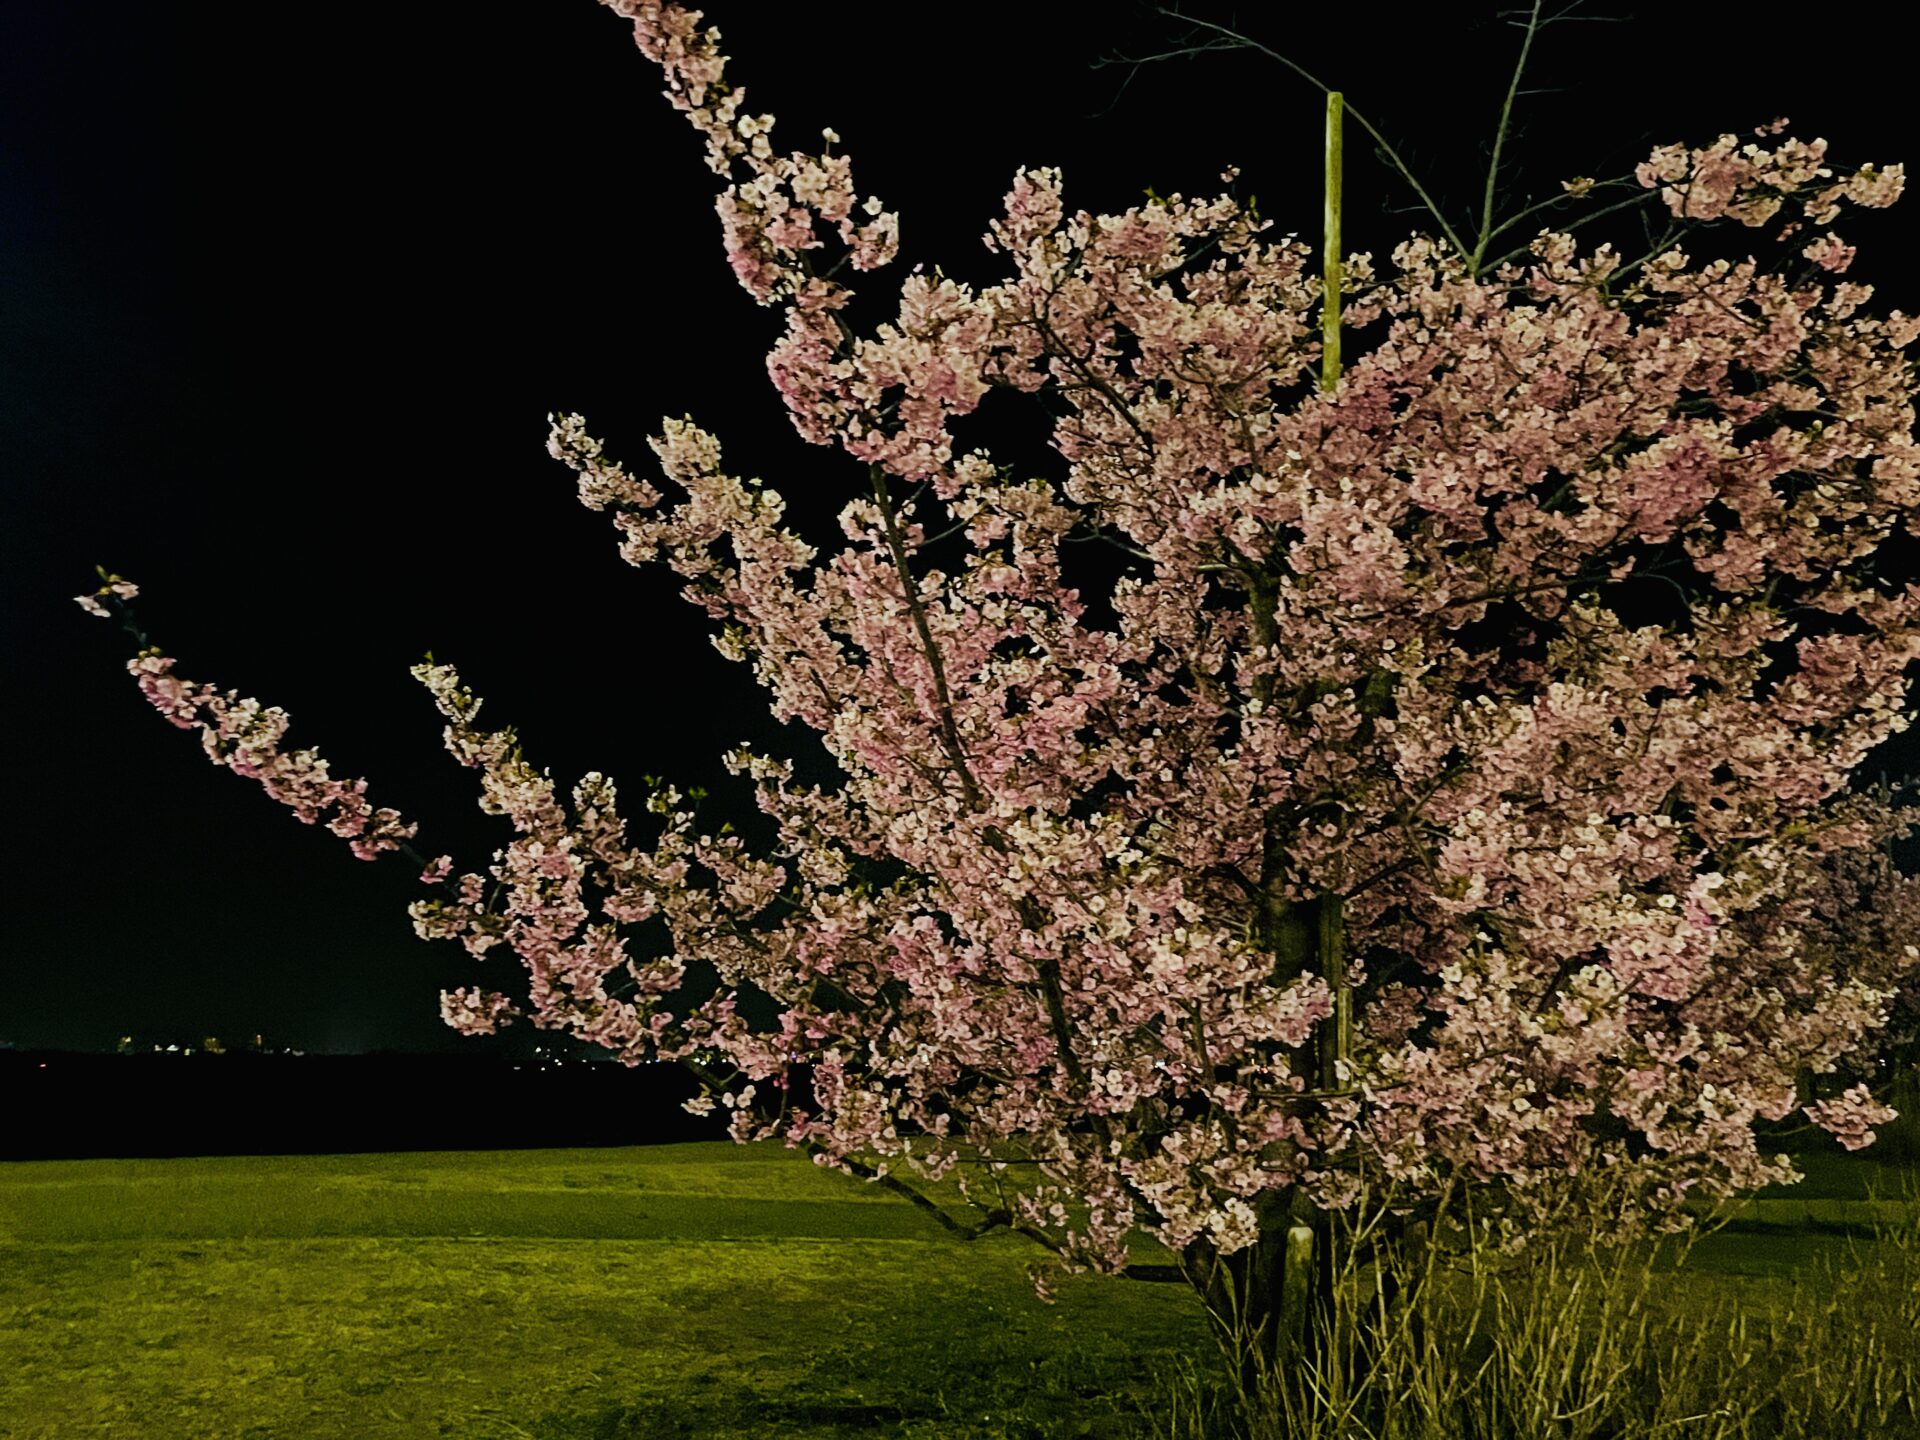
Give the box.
[1804,1084,1898,1151]
[83,0,1920,1338]
[113,650,419,862]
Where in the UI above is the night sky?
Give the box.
[7,2,1917,1053]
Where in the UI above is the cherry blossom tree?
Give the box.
[80,0,1920,1371]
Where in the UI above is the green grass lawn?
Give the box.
[0,1144,1913,1440]
[0,1145,1212,1440]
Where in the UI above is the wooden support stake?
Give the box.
[1322,91,1344,394]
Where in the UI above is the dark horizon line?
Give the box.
[0,1044,641,1062]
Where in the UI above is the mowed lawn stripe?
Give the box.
[0,1183,945,1243]
[0,1145,967,1244]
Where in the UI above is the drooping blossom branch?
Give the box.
[76,581,420,865]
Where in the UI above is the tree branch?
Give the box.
[1472,0,1543,275]
[1126,8,1472,263]
[819,1146,1014,1239]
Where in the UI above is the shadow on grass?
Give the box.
[548,1396,937,1438]
[527,1322,1156,1439]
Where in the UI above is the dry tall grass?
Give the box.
[1153,1173,1920,1440]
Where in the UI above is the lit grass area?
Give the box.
[0,1144,1913,1439]
[0,1145,1208,1439]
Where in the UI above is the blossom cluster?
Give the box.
[67,621,419,863]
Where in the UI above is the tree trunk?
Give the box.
[1181,84,1382,1410]
[1183,1200,1338,1395]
